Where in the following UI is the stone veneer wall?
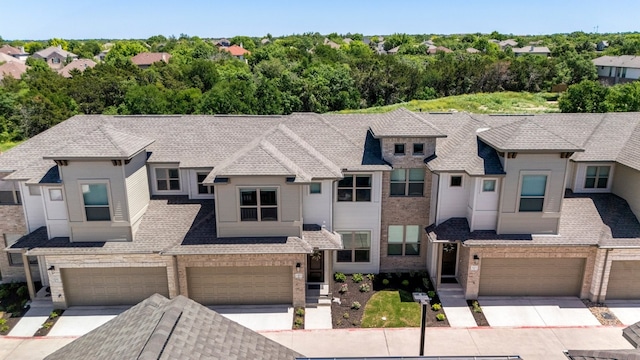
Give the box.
[176,253,307,307]
[379,137,435,272]
[45,254,178,309]
[460,246,597,300]
[0,204,31,282]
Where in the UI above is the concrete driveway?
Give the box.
[47,306,130,337]
[210,305,293,331]
[478,297,601,327]
[606,300,640,325]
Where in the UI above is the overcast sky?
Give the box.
[1,0,638,40]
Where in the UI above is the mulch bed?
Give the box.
[582,299,623,326]
[331,272,450,328]
[292,307,305,330]
[466,300,490,326]
[34,309,64,337]
[0,312,23,335]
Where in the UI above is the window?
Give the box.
[394,144,405,155]
[240,188,278,221]
[81,183,111,221]
[413,143,424,155]
[388,225,420,256]
[622,68,627,78]
[390,169,424,196]
[337,175,371,202]
[337,231,371,262]
[52,57,61,64]
[519,175,547,212]
[49,188,63,201]
[482,179,496,192]
[450,176,462,187]
[28,186,41,196]
[584,166,610,189]
[309,182,322,194]
[4,235,36,266]
[196,173,213,195]
[155,168,180,191]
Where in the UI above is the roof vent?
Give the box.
[476,127,491,133]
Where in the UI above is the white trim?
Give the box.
[149,164,188,195]
[573,162,615,193]
[237,186,280,222]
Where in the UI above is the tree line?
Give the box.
[0,31,638,142]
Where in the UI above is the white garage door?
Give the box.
[479,258,585,296]
[187,266,293,305]
[62,267,169,306]
[607,261,640,300]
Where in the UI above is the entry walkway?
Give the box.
[437,285,477,327]
[304,306,332,329]
[7,298,52,337]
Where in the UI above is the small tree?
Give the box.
[559,80,609,113]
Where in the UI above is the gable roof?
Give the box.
[0,61,27,80]
[369,108,445,138]
[0,44,27,56]
[593,55,640,69]
[221,44,250,57]
[512,46,551,54]
[476,119,583,152]
[58,59,96,78]
[131,52,171,66]
[44,125,154,160]
[0,52,23,63]
[33,46,77,59]
[44,294,303,360]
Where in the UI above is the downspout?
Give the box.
[496,156,508,234]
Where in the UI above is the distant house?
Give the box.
[362,36,371,45]
[0,53,23,64]
[214,38,231,47]
[343,38,353,44]
[260,38,270,45]
[498,39,518,49]
[512,45,551,57]
[130,52,171,69]
[58,59,97,78]
[323,38,340,49]
[597,40,610,52]
[94,50,109,62]
[0,45,29,61]
[0,61,28,80]
[221,44,250,60]
[593,55,640,85]
[427,46,453,55]
[387,46,400,55]
[420,40,435,47]
[32,46,78,69]
[466,47,481,53]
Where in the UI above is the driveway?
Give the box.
[47,306,130,337]
[478,297,601,327]
[210,305,293,331]
[606,300,640,325]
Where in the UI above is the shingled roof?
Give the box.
[477,119,583,152]
[45,294,303,360]
[369,108,445,138]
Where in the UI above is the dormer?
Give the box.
[43,126,155,242]
[477,120,584,235]
[369,108,446,167]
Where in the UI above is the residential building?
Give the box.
[593,55,640,85]
[466,48,480,54]
[0,45,29,61]
[512,45,551,57]
[498,39,518,49]
[32,46,78,70]
[0,61,27,80]
[427,46,453,55]
[0,53,23,64]
[596,40,610,52]
[1,110,640,310]
[214,38,231,47]
[220,44,250,60]
[58,59,96,78]
[323,38,340,49]
[130,52,171,69]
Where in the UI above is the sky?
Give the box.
[1,0,639,40]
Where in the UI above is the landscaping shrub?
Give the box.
[427,291,436,298]
[366,274,375,281]
[422,278,430,289]
[431,303,442,311]
[436,313,446,321]
[352,273,364,283]
[295,308,305,317]
[343,312,350,319]
[359,284,370,293]
[382,278,390,286]
[0,319,8,333]
[401,279,410,287]
[472,300,482,313]
[334,272,347,282]
[351,301,361,310]
[339,284,348,294]
[16,286,27,297]
[294,317,303,327]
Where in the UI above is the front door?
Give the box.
[440,243,458,282]
[307,251,324,283]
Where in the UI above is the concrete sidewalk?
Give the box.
[7,301,53,337]
[479,297,601,327]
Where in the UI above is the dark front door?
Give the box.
[441,243,458,279]
[307,251,324,282]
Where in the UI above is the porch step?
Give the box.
[306,295,332,307]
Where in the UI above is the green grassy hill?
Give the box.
[337,92,559,114]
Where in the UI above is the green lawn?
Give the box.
[0,141,23,153]
[361,290,421,328]
[337,92,559,114]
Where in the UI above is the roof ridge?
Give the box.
[137,302,183,360]
[259,139,312,181]
[312,113,360,148]
[208,125,281,175]
[99,126,129,157]
[275,123,343,177]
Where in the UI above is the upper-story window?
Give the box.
[519,175,547,212]
[337,231,371,263]
[52,57,61,64]
[482,179,496,192]
[0,180,20,204]
[337,175,371,202]
[413,143,424,155]
[390,169,424,196]
[394,144,405,155]
[450,176,463,187]
[309,182,322,194]
[196,173,213,195]
[388,225,420,256]
[81,183,111,221]
[584,166,610,189]
[156,168,180,191]
[49,188,64,201]
[240,188,278,221]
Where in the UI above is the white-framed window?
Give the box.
[394,144,405,155]
[519,174,547,212]
[49,188,63,201]
[450,175,462,187]
[337,175,372,202]
[28,186,41,196]
[196,173,213,195]
[309,182,322,194]
[482,179,496,192]
[239,188,278,221]
[81,182,111,221]
[413,143,424,155]
[155,168,180,191]
[584,166,610,189]
[390,169,424,196]
[337,231,371,263]
[388,225,420,256]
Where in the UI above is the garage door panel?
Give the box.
[62,267,169,306]
[607,261,640,299]
[187,266,292,305]
[479,258,585,296]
